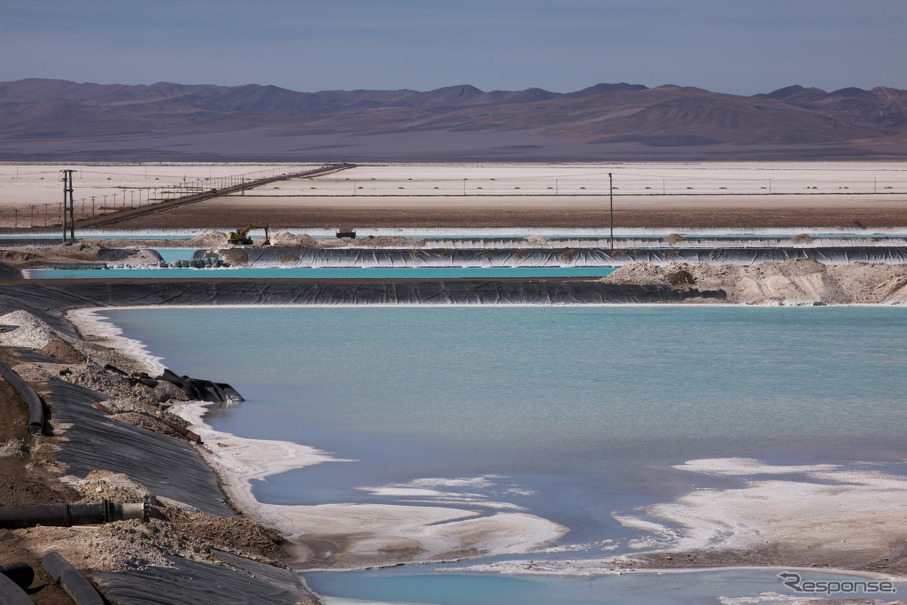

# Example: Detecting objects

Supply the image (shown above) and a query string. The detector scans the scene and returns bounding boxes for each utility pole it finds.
[609,173,614,251]
[61,169,76,243]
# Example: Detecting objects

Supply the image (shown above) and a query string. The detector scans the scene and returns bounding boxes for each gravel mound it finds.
[39,336,86,363]
[0,310,60,348]
[604,259,907,305]
[186,232,228,247]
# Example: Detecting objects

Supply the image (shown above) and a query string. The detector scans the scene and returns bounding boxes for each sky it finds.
[2,0,905,96]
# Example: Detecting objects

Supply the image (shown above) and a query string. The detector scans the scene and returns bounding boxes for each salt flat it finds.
[3,161,907,230]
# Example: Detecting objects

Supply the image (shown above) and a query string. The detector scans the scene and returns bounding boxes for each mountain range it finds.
[1,78,906,161]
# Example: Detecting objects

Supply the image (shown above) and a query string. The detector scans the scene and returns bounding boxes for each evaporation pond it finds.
[101,305,907,603]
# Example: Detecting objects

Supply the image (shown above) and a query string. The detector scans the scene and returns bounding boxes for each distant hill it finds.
[1,79,906,161]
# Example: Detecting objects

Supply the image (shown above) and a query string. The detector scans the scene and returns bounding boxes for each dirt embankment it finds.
[0,311,302,604]
[604,259,907,305]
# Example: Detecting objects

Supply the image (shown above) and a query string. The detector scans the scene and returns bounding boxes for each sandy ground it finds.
[2,161,907,229]
[101,192,907,230]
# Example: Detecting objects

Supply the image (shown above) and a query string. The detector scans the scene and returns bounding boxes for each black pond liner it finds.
[92,550,315,605]
[46,378,231,517]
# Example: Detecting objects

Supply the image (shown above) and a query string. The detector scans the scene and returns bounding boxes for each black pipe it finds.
[0,359,44,434]
[42,552,105,605]
[0,500,146,529]
[0,562,34,590]
[0,572,33,605]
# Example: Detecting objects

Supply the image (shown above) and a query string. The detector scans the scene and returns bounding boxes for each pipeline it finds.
[42,552,105,605]
[0,563,34,605]
[91,401,202,443]
[0,500,146,530]
[0,359,45,434]
[0,572,32,605]
[0,563,34,590]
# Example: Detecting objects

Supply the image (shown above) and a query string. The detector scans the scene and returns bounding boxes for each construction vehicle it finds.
[228,224,271,246]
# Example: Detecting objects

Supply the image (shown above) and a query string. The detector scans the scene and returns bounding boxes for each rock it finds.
[0,439,29,457]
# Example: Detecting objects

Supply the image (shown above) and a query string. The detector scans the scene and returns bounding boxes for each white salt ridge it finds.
[449,558,904,583]
[406,475,501,489]
[66,309,165,375]
[166,397,565,569]
[720,591,904,605]
[357,475,535,511]
[673,457,842,476]
[442,458,907,578]
[618,458,907,557]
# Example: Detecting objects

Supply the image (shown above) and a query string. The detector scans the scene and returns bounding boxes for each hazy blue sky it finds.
[2,0,905,95]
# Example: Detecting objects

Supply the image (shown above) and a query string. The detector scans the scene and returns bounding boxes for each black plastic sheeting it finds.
[0,260,20,279]
[157,368,244,404]
[46,378,232,517]
[93,551,316,605]
[232,245,907,268]
[14,348,66,364]
[0,281,702,316]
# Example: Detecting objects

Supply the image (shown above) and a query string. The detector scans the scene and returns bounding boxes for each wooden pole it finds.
[609,172,614,251]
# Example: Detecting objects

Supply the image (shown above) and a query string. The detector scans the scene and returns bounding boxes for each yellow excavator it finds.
[228,224,271,246]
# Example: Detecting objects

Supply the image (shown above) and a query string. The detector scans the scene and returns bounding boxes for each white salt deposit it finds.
[66,308,165,375]
[355,475,533,510]
[0,310,59,348]
[169,397,566,569]
[673,457,842,476]
[618,458,907,558]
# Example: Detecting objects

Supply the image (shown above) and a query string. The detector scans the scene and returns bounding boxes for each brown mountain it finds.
[1,78,906,161]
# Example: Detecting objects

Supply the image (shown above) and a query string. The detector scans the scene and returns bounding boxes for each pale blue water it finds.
[153,248,197,263]
[102,305,907,604]
[306,566,904,605]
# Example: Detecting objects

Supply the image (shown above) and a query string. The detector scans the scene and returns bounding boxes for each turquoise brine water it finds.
[306,567,904,605]
[101,305,907,604]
